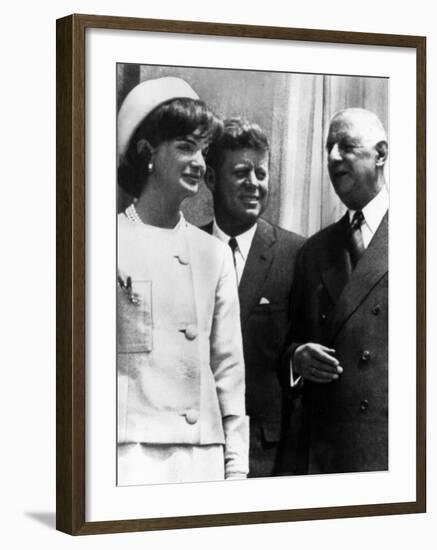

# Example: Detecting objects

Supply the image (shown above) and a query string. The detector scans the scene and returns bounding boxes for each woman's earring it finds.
[147,160,154,173]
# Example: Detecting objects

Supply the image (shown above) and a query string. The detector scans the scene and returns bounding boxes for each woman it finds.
[117,76,248,485]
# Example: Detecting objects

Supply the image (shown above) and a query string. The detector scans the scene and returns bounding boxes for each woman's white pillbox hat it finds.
[117,76,199,160]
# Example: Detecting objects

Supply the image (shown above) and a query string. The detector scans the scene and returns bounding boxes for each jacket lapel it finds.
[238,219,275,324]
[328,212,388,340]
[319,214,352,306]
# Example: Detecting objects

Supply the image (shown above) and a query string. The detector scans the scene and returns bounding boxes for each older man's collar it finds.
[348,185,389,234]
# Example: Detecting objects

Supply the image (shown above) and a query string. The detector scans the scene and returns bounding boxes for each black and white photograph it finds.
[3,0,434,545]
[54,11,425,536]
[116,63,389,486]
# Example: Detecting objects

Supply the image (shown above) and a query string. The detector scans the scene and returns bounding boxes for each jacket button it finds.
[320,313,327,323]
[360,399,369,411]
[184,325,198,340]
[185,409,199,425]
[372,305,381,315]
[361,350,371,362]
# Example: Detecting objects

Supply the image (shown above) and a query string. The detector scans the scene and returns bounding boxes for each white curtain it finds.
[277,74,388,236]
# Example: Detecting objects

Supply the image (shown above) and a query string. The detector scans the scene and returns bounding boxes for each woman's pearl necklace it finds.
[125,203,143,224]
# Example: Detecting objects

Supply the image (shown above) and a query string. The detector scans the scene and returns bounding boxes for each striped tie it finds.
[349,210,365,268]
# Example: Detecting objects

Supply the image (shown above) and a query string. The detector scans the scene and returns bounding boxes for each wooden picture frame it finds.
[56,13,426,535]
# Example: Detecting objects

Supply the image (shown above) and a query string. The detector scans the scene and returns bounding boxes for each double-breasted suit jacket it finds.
[203,218,305,476]
[290,212,388,474]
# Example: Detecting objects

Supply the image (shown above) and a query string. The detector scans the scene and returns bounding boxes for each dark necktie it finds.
[349,210,365,268]
[228,237,238,270]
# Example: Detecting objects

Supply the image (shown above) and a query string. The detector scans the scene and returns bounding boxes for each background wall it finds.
[118,64,388,236]
[0,1,434,549]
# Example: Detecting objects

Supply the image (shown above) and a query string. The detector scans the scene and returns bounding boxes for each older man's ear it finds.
[375,140,388,167]
[205,166,216,194]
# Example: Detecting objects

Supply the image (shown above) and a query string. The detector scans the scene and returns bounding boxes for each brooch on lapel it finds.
[117,275,140,305]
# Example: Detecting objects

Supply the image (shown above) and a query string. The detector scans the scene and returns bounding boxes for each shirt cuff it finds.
[289,352,302,387]
[223,414,249,478]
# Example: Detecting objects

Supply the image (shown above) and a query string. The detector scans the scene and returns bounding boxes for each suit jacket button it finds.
[361,350,371,362]
[360,399,369,411]
[372,305,381,315]
[320,313,327,323]
[185,409,199,424]
[184,325,198,340]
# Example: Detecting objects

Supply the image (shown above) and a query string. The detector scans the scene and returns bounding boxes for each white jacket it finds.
[117,213,248,473]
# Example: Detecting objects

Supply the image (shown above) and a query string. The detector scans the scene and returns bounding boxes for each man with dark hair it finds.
[288,108,389,474]
[203,118,305,477]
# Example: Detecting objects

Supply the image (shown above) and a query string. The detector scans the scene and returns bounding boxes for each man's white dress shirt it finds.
[212,219,258,285]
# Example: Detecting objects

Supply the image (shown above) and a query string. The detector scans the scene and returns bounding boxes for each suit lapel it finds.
[239,219,275,324]
[328,212,388,340]
[319,214,352,305]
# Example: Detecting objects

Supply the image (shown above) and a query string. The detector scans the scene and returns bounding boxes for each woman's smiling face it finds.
[151,129,210,204]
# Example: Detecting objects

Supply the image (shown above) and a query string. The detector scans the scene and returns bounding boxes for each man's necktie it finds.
[228,237,238,270]
[349,210,365,268]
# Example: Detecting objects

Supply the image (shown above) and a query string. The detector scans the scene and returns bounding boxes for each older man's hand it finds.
[293,343,343,383]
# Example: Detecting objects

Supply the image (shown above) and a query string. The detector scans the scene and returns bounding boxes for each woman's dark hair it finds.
[118,97,222,198]
[206,117,270,173]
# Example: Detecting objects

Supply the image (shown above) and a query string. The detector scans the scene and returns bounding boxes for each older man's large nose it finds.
[328,143,342,163]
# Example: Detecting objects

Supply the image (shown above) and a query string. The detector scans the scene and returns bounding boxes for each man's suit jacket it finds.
[203,218,305,476]
[290,212,388,474]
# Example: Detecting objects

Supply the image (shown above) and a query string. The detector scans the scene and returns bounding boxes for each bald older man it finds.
[288,108,389,474]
